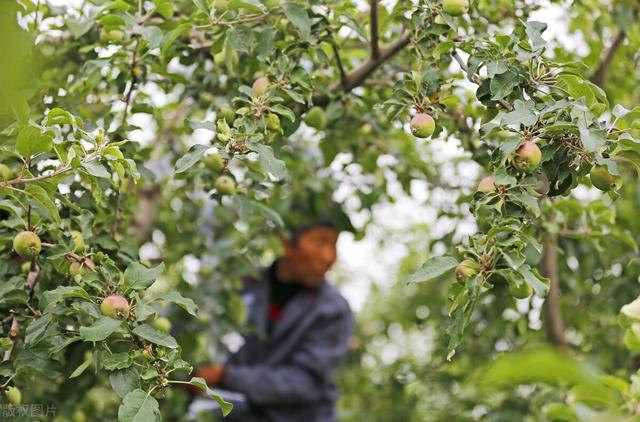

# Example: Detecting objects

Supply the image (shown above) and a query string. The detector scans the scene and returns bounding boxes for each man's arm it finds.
[220,307,354,405]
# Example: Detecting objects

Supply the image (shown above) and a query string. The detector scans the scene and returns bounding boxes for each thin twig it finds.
[330,42,348,90]
[370,0,380,60]
[590,29,626,88]
[313,31,411,106]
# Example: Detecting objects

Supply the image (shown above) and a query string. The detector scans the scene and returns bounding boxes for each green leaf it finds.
[525,21,547,49]
[66,17,95,38]
[283,3,311,40]
[520,266,550,296]
[189,377,233,416]
[7,93,30,124]
[578,122,606,153]
[153,0,174,19]
[110,368,141,399]
[227,26,255,53]
[83,161,111,178]
[406,256,458,283]
[69,354,93,378]
[41,285,92,311]
[490,71,521,100]
[228,0,266,13]
[80,317,124,342]
[155,291,198,316]
[249,143,286,179]
[16,125,52,157]
[103,352,132,370]
[174,144,208,173]
[118,389,160,422]
[132,324,178,348]
[25,184,61,223]
[502,100,538,128]
[124,262,165,290]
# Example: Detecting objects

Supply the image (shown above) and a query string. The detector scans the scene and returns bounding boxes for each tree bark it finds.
[541,233,567,348]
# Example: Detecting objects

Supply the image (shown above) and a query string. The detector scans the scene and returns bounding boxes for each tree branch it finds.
[370,0,380,60]
[330,42,348,91]
[541,232,567,349]
[590,29,626,88]
[313,31,411,106]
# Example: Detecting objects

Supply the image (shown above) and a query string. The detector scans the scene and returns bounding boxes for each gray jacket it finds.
[220,268,354,422]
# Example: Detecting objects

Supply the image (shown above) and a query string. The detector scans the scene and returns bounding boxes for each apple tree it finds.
[0,0,639,420]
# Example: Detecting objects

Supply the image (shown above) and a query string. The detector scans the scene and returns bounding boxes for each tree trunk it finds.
[541,234,567,348]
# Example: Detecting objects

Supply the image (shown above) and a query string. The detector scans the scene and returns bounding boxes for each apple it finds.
[215,175,236,195]
[218,106,236,124]
[152,316,172,334]
[410,113,435,138]
[5,386,21,406]
[477,176,496,194]
[13,231,41,258]
[0,163,10,180]
[204,153,225,172]
[590,166,615,191]
[252,76,270,96]
[100,295,130,319]
[214,0,228,12]
[69,261,87,277]
[267,113,282,132]
[304,107,327,129]
[509,281,533,299]
[71,230,85,253]
[513,140,541,172]
[455,259,480,281]
[21,261,31,273]
[442,0,469,16]
[100,29,125,43]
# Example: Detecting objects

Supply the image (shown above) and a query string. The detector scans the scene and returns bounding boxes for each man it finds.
[194,217,355,422]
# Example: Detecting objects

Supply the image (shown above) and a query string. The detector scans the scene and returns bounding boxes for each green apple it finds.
[13,231,41,258]
[442,0,469,16]
[100,295,130,318]
[215,175,236,195]
[513,141,541,172]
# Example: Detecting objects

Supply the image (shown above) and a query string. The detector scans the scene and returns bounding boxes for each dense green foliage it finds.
[0,0,638,420]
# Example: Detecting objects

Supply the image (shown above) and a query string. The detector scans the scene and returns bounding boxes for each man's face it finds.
[282,226,340,287]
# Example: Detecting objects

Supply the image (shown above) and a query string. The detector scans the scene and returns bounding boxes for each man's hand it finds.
[195,364,226,387]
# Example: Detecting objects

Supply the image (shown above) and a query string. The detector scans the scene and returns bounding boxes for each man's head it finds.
[278,222,340,288]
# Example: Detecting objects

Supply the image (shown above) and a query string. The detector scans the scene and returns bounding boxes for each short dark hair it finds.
[288,219,338,246]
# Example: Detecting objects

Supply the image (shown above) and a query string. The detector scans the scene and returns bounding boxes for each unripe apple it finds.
[100,295,130,319]
[410,113,435,138]
[267,113,281,132]
[218,106,236,124]
[304,107,327,129]
[215,175,236,195]
[214,0,228,12]
[590,166,615,191]
[152,316,172,334]
[100,28,125,43]
[21,261,31,273]
[252,76,270,96]
[455,259,480,281]
[0,163,10,180]
[477,176,496,194]
[72,409,87,422]
[509,281,533,299]
[5,386,21,406]
[204,153,225,172]
[442,0,469,16]
[71,230,85,253]
[69,261,87,277]
[513,141,541,172]
[13,231,41,258]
